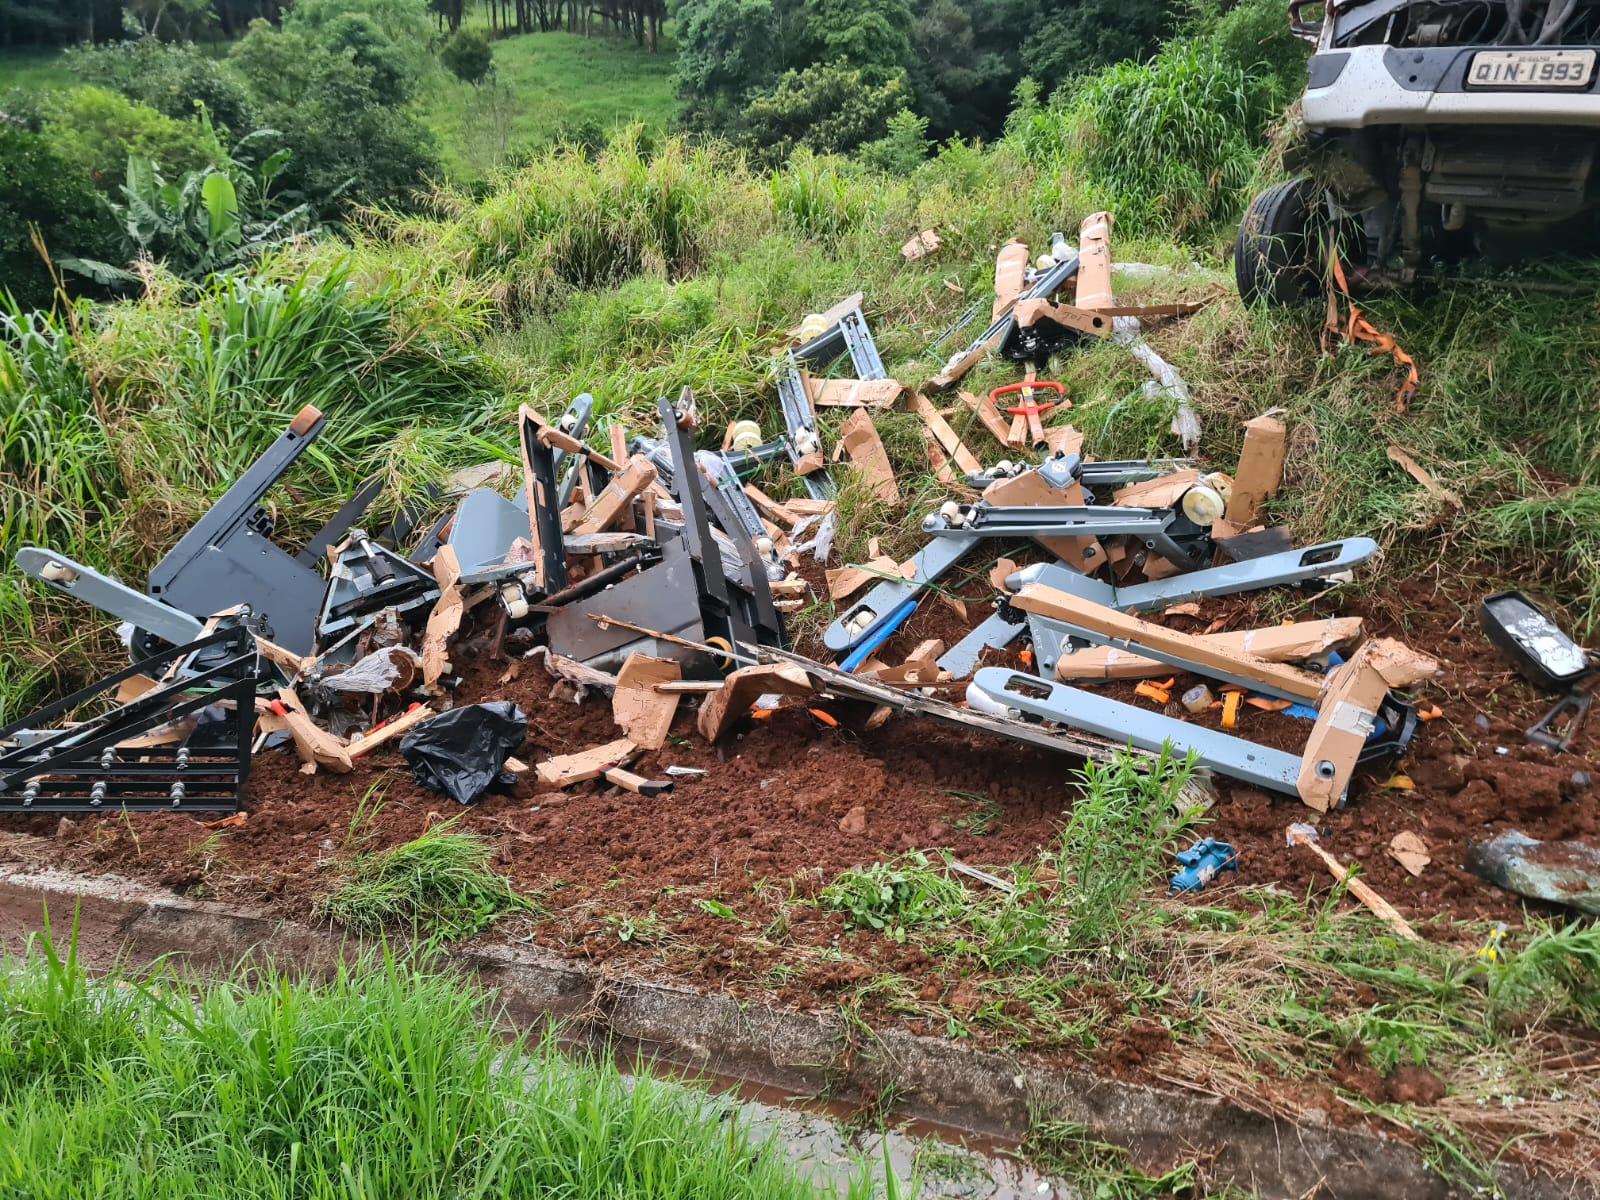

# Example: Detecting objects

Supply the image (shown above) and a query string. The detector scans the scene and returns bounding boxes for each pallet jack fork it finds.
[969,583,1433,809]
[0,622,259,813]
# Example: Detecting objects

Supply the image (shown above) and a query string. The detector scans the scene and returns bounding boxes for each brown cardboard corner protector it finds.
[1054,617,1365,682]
[1012,583,1324,702]
[993,240,1030,319]
[1224,414,1287,525]
[697,664,814,742]
[1112,470,1201,509]
[612,653,682,751]
[1296,637,1437,812]
[839,409,900,505]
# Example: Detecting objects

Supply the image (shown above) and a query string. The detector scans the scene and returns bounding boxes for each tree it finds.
[909,0,1036,141]
[740,59,905,162]
[1022,0,1178,92]
[799,0,912,80]
[66,36,256,132]
[228,18,438,215]
[440,27,492,85]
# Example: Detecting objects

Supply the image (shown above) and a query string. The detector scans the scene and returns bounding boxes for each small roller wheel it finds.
[1235,177,1324,306]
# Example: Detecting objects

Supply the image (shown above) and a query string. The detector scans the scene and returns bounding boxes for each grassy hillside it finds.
[0,47,74,92]
[418,30,677,182]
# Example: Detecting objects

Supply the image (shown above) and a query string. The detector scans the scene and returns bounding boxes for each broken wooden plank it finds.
[697,663,815,742]
[958,390,1013,447]
[1055,618,1365,681]
[1287,824,1420,941]
[839,409,900,505]
[612,653,682,751]
[787,498,837,516]
[1012,583,1326,702]
[568,455,656,535]
[346,704,435,760]
[907,391,982,476]
[744,484,801,528]
[536,737,638,788]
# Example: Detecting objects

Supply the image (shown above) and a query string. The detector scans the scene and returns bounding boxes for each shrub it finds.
[440,27,494,86]
[42,85,225,190]
[65,37,256,132]
[0,126,120,310]
[740,60,907,164]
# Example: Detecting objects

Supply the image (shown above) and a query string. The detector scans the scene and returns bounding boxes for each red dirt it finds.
[3,577,1596,1167]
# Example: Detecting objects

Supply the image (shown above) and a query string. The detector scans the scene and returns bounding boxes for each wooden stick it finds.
[346,705,435,760]
[1287,826,1420,942]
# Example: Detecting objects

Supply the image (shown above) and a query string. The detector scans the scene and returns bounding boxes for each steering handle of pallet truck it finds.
[990,380,1063,415]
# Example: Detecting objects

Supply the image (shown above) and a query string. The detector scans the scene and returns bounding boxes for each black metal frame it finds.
[0,625,259,813]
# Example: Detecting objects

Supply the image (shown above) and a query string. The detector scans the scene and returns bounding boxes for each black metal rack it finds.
[0,624,260,814]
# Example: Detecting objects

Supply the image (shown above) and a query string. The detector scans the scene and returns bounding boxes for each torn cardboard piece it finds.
[536,737,639,788]
[839,409,900,505]
[421,544,464,691]
[1387,831,1431,877]
[958,390,1013,446]
[901,229,941,261]
[276,687,352,774]
[612,653,682,751]
[1225,414,1286,525]
[697,663,814,742]
[1111,469,1202,510]
[983,469,1104,575]
[808,378,904,409]
[826,557,901,601]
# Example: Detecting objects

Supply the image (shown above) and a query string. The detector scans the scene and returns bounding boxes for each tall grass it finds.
[0,932,881,1199]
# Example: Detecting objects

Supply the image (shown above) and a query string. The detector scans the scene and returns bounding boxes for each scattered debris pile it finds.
[4,212,1594,916]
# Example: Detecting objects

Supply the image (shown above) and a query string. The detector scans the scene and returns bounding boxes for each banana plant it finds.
[62,132,312,286]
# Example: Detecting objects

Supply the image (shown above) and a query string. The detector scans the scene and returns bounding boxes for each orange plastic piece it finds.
[1325,250,1419,412]
[809,708,840,728]
[1221,691,1242,730]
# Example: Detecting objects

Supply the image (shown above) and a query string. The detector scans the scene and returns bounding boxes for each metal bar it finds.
[16,548,206,648]
[822,535,976,654]
[969,668,1303,796]
[776,366,834,500]
[936,607,1028,678]
[297,475,385,567]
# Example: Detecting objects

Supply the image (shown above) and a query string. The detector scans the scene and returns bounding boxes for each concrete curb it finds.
[0,866,1584,1200]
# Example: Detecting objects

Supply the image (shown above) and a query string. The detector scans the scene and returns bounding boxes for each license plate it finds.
[1468,48,1595,88]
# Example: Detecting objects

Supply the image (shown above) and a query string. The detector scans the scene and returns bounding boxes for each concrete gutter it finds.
[0,866,1586,1200]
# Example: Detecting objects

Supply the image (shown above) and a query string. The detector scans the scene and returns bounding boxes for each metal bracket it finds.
[147,405,331,655]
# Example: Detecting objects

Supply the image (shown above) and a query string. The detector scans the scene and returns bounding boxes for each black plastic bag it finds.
[400,701,527,806]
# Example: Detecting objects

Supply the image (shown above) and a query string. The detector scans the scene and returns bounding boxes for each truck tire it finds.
[1235,177,1322,306]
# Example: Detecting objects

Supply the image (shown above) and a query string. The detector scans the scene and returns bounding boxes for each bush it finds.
[42,85,226,191]
[740,60,907,164]
[0,126,120,309]
[229,18,439,215]
[65,37,256,132]
[440,28,494,86]
[1010,36,1288,238]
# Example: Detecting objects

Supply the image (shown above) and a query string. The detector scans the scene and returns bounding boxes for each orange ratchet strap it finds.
[1323,246,1420,413]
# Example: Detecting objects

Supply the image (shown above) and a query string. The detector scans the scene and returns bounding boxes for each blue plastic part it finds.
[1169,838,1239,894]
[839,596,919,672]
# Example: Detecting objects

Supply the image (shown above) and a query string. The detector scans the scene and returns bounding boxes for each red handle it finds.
[988,381,1063,402]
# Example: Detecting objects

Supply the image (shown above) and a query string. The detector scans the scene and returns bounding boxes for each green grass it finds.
[319,823,533,943]
[0,47,73,95]
[0,930,889,1199]
[416,30,678,183]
